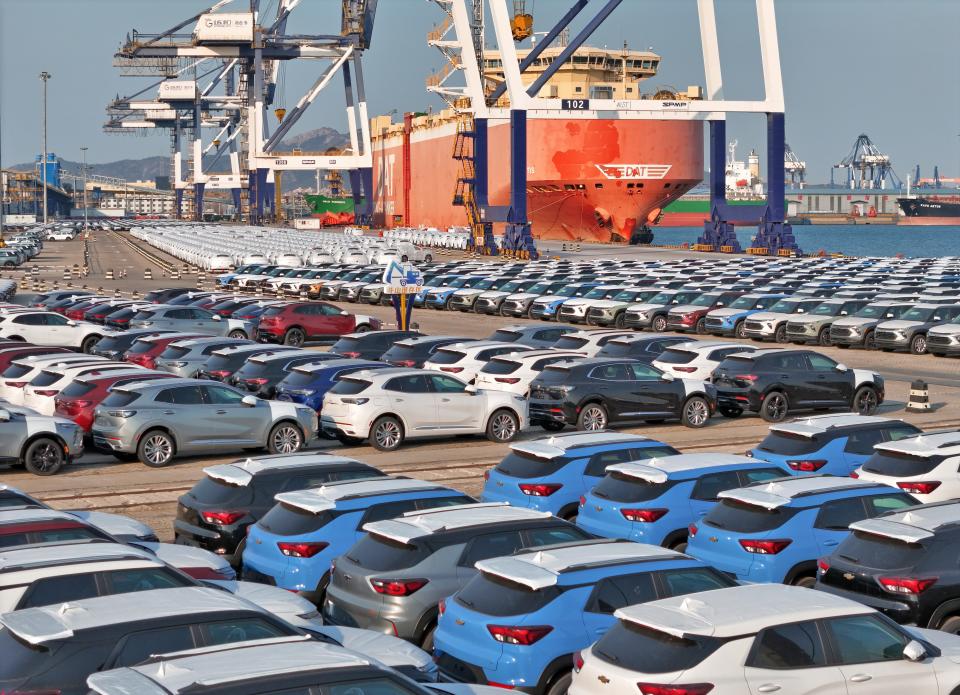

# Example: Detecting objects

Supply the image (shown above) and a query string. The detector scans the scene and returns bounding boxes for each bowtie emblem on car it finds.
[597,675,611,684]
[496,481,503,487]
[844,572,855,581]
[255,538,261,544]
[708,536,718,543]
[594,506,603,512]
[455,618,465,625]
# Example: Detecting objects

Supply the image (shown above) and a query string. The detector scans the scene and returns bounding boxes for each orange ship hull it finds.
[372,117,703,243]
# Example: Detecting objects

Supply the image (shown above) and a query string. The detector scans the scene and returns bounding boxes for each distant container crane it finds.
[831,133,902,190]
[784,142,805,187]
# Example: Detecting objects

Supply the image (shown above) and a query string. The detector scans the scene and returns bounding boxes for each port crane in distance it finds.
[832,133,902,190]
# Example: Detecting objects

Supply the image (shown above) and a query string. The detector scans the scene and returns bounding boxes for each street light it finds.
[80,146,89,231]
[39,71,51,225]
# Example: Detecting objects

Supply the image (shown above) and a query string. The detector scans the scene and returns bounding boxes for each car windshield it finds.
[583,288,610,299]
[526,282,552,294]
[556,286,581,298]
[673,291,700,304]
[729,296,759,310]
[449,277,470,288]
[499,281,523,292]
[855,305,891,318]
[811,303,842,316]
[901,307,935,322]
[764,299,798,313]
[473,279,496,290]
[647,292,676,305]
[691,293,720,307]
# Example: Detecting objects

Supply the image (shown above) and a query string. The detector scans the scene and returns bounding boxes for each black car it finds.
[228,350,332,397]
[528,358,717,431]
[90,329,174,359]
[144,287,194,303]
[380,335,469,367]
[816,501,960,634]
[712,348,884,422]
[174,453,385,565]
[595,335,690,363]
[329,330,422,361]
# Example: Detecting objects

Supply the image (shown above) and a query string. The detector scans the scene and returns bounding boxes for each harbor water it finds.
[652,224,960,258]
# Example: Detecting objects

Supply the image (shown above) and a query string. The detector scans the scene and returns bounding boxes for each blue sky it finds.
[1,0,957,185]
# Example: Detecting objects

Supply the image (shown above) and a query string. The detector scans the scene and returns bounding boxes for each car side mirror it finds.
[836,363,848,372]
[0,409,9,422]
[840,311,848,316]
[903,640,927,662]
[661,372,675,382]
[212,314,222,321]
[241,395,258,407]
[66,319,77,326]
[465,384,478,394]
[341,310,349,316]
[716,302,724,307]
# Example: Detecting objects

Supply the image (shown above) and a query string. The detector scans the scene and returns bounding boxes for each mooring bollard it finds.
[907,379,930,412]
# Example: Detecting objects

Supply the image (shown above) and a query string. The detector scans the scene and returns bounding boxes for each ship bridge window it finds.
[573,56,589,64]
[627,183,635,189]
[565,184,576,191]
[595,183,604,189]
[575,86,583,92]
[664,183,672,189]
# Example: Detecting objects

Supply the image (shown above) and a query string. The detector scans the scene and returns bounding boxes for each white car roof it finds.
[770,414,900,438]
[211,344,295,357]
[848,503,960,543]
[873,430,960,458]
[0,542,156,574]
[0,586,248,646]
[202,454,367,487]
[363,502,552,543]
[510,432,655,461]
[614,584,871,639]
[489,349,583,363]
[607,454,757,483]
[718,476,882,510]
[475,540,682,590]
[662,341,749,354]
[86,637,368,694]
[0,508,80,525]
[274,477,444,514]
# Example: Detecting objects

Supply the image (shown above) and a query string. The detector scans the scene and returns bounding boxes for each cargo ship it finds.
[369,43,704,243]
[897,195,960,225]
[304,194,359,226]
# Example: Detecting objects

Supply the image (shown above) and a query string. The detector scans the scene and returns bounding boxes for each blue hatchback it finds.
[481,432,679,521]
[747,414,922,476]
[576,453,789,550]
[274,358,392,412]
[241,477,474,602]
[687,474,918,587]
[433,539,737,693]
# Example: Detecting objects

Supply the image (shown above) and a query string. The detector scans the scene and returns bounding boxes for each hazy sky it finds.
[1,0,957,184]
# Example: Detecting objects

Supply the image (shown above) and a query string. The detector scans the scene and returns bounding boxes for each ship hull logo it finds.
[595,164,672,180]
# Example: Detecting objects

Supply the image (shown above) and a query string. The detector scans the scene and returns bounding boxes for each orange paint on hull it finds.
[372,118,703,243]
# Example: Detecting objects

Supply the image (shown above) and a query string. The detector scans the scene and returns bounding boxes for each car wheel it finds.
[774,324,788,343]
[370,416,404,451]
[138,430,176,467]
[695,318,707,335]
[486,409,519,443]
[546,671,573,695]
[761,392,789,422]
[283,327,306,346]
[734,320,746,339]
[719,405,743,418]
[542,421,565,432]
[910,333,928,355]
[499,304,510,317]
[793,575,817,589]
[817,327,832,347]
[354,324,371,334]
[80,335,101,354]
[577,403,608,431]
[614,312,627,329]
[228,329,247,339]
[853,385,879,415]
[651,315,667,332]
[23,437,65,476]
[863,331,876,350]
[939,616,960,635]
[268,422,304,454]
[681,396,711,428]
[420,625,436,652]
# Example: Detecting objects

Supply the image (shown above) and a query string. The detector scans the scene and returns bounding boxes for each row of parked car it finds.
[0,226,46,267]
[5,414,957,693]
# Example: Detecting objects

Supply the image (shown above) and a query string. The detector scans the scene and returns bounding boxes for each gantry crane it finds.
[784,142,805,187]
[832,134,902,190]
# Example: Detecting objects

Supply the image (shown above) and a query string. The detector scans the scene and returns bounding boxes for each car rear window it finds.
[861,451,943,477]
[593,621,725,674]
[132,310,155,320]
[204,353,241,372]
[536,366,571,384]
[490,329,522,343]
[591,472,672,503]
[100,390,141,407]
[382,345,419,363]
[655,348,696,365]
[281,369,317,388]
[30,370,62,387]
[0,627,54,681]
[159,345,192,359]
[481,358,521,375]
[2,363,35,378]
[127,339,157,355]
[836,531,929,570]
[702,499,797,533]
[457,572,561,617]
[597,341,635,357]
[553,336,589,350]
[346,534,432,571]
[756,431,823,456]
[331,337,362,353]
[187,476,254,506]
[60,381,95,398]
[329,378,371,396]
[495,451,572,479]
[429,349,465,365]
[258,503,335,535]
[262,306,284,316]
[234,360,272,379]
[93,335,125,351]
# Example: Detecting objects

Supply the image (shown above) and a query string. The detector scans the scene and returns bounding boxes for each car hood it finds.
[748,311,793,321]
[905,626,960,663]
[708,307,745,319]
[588,299,627,309]
[505,292,539,300]
[669,303,709,314]
[929,324,960,336]
[453,288,486,296]
[213,579,316,620]
[478,290,511,299]
[627,302,668,312]
[69,511,157,541]
[832,316,879,328]
[877,320,924,330]
[789,315,832,325]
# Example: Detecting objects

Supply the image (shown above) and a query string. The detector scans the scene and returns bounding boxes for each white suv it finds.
[571,583,960,695]
[423,341,536,384]
[474,349,584,395]
[0,310,113,352]
[321,368,527,451]
[652,340,758,380]
[855,430,960,501]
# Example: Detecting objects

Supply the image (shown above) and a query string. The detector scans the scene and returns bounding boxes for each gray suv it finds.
[91,378,317,467]
[0,403,83,475]
[128,305,230,336]
[323,503,590,647]
[154,336,252,377]
[874,303,960,355]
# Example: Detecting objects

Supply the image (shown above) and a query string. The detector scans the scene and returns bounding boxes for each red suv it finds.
[0,345,71,372]
[55,371,176,431]
[255,302,377,346]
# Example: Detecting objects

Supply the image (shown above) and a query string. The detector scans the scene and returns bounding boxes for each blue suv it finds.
[529,283,603,321]
[747,414,922,476]
[433,539,737,693]
[704,292,788,337]
[274,358,392,413]
[241,477,474,603]
[481,432,679,521]
[576,453,788,550]
[687,475,918,587]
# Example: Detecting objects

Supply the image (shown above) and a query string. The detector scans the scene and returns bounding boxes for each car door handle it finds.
[163,410,175,415]
[441,397,452,402]
[779,374,791,379]
[823,539,839,546]
[849,674,872,683]
[216,409,227,414]
[757,685,781,693]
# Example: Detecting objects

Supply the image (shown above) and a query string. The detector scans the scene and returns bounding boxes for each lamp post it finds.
[80,147,89,230]
[39,71,51,225]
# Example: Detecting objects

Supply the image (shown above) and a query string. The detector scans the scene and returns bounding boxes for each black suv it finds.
[528,357,717,431]
[175,453,385,565]
[330,330,422,361]
[380,335,468,368]
[595,335,690,363]
[816,500,960,634]
[712,348,884,422]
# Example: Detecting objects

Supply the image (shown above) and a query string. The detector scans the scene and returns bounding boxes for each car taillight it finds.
[33,389,58,397]
[688,523,698,537]
[495,377,521,383]
[244,377,269,385]
[879,576,938,595]
[573,650,584,672]
[5,381,27,388]
[735,374,759,383]
[440,366,464,373]
[849,470,860,479]
[787,459,828,472]
[201,511,245,525]
[519,483,562,497]
[208,370,231,378]
[637,684,714,695]
[393,360,416,367]
[897,481,941,494]
[278,541,329,558]
[370,578,429,596]
[487,625,553,646]
[739,539,792,554]
[483,469,490,481]
[817,558,830,574]
[621,508,668,523]
[438,598,446,616]
[579,495,586,507]
[341,351,361,358]
[672,366,697,373]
